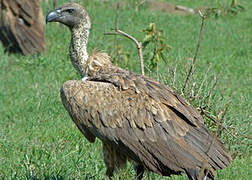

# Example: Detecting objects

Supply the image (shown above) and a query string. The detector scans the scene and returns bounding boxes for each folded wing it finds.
[60,79,231,178]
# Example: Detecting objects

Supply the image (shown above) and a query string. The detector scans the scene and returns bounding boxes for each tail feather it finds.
[184,126,231,169]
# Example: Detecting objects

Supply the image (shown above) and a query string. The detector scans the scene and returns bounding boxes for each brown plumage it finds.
[46,3,231,180]
[0,0,46,55]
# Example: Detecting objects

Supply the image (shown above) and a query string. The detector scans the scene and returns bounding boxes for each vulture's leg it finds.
[134,164,144,180]
[102,143,115,179]
[102,142,127,179]
[106,168,114,179]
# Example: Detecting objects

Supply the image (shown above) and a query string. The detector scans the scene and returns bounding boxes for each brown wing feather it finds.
[60,80,231,177]
[0,0,45,55]
[89,66,204,126]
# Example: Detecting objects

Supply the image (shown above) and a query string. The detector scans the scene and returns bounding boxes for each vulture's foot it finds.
[134,164,144,180]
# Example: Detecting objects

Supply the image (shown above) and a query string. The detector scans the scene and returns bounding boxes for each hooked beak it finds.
[46,9,61,23]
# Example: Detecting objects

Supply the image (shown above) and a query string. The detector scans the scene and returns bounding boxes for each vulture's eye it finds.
[67,9,74,14]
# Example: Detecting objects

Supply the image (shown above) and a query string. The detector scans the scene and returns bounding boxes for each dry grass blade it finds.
[205,74,220,106]
[195,64,212,99]
[135,0,147,11]
[200,107,237,139]
[166,63,177,87]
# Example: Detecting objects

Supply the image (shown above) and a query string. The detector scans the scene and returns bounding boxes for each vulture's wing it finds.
[0,0,45,55]
[60,78,231,177]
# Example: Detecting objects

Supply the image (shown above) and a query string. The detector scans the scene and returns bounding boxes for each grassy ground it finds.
[0,0,251,179]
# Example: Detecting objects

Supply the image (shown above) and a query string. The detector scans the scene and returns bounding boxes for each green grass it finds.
[0,0,251,179]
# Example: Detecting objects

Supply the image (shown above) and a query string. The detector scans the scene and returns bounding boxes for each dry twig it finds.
[200,108,237,139]
[104,2,145,75]
[53,0,57,9]
[204,74,220,106]
[183,11,206,92]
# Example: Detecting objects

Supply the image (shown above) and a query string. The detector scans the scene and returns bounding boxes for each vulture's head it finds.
[46,3,91,29]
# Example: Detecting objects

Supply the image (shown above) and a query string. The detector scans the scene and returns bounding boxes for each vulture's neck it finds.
[70,24,90,77]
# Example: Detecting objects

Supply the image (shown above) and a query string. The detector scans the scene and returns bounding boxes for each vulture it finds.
[46,3,231,180]
[0,0,45,55]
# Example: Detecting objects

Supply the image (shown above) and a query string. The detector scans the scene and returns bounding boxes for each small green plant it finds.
[142,23,171,75]
[109,44,130,67]
[228,0,245,15]
[206,0,245,18]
